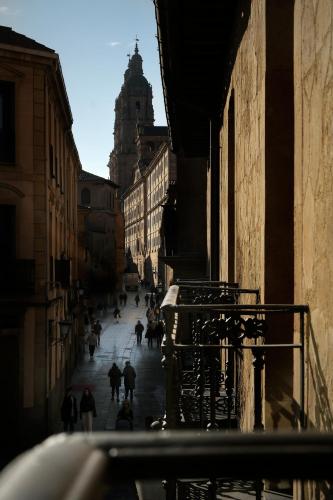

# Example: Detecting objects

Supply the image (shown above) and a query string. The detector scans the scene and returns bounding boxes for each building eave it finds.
[154,0,251,157]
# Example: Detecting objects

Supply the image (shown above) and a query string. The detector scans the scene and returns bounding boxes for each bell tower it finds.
[108,42,154,195]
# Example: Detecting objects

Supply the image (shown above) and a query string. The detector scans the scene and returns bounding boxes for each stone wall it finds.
[294,0,333,431]
[219,0,265,431]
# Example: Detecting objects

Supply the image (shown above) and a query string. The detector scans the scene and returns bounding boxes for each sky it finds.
[0,0,166,178]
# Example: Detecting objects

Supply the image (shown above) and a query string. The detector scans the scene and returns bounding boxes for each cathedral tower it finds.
[108,43,154,195]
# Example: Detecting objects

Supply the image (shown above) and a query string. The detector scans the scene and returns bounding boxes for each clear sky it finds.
[0,0,166,177]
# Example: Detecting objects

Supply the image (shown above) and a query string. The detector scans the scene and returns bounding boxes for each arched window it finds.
[81,188,91,205]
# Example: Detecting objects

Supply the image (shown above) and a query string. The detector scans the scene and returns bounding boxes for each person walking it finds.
[144,293,149,307]
[123,292,128,306]
[86,330,98,359]
[79,387,97,432]
[146,307,156,323]
[113,306,121,323]
[150,294,155,309]
[145,321,155,348]
[155,320,164,348]
[60,386,78,433]
[123,361,136,401]
[116,399,134,430]
[108,362,122,402]
[95,320,102,346]
[135,320,144,345]
[134,293,140,307]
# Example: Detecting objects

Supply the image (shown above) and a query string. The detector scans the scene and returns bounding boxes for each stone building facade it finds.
[108,44,154,195]
[123,141,176,290]
[0,27,81,458]
[78,170,124,295]
[155,1,333,494]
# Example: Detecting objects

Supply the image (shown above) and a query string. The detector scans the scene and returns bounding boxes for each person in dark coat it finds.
[134,294,140,307]
[94,320,102,346]
[123,292,128,306]
[155,321,164,348]
[144,293,149,307]
[122,361,136,401]
[135,320,144,345]
[116,399,133,430]
[113,307,121,323]
[145,321,155,348]
[80,387,97,432]
[108,362,122,402]
[61,386,78,433]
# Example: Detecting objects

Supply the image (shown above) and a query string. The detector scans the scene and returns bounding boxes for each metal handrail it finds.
[0,431,333,500]
[160,284,309,431]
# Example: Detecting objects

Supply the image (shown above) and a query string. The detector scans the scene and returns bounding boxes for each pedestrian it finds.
[144,293,149,307]
[145,321,155,348]
[150,296,156,309]
[154,305,160,321]
[134,293,140,307]
[155,320,164,348]
[80,387,97,432]
[135,320,144,345]
[116,400,134,430]
[95,320,102,346]
[84,313,90,333]
[79,387,97,432]
[123,292,128,306]
[113,306,121,323]
[108,362,122,402]
[146,307,156,323]
[60,386,78,433]
[123,361,136,401]
[86,330,98,359]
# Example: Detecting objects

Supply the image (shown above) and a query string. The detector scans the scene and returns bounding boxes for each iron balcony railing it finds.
[0,431,332,500]
[0,259,35,295]
[160,285,308,432]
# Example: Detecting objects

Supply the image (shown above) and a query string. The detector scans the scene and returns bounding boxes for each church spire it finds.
[134,35,139,54]
[125,36,143,79]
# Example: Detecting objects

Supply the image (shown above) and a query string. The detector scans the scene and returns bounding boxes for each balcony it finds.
[0,259,35,295]
[158,281,309,497]
[161,283,308,430]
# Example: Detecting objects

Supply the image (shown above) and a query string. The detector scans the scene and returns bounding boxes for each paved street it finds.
[62,290,165,433]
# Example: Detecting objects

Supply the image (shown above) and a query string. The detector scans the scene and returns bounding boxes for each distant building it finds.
[123,141,176,290]
[0,26,81,457]
[108,43,154,195]
[78,170,124,295]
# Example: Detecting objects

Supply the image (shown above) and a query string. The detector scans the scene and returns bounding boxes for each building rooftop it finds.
[79,170,119,188]
[0,26,54,53]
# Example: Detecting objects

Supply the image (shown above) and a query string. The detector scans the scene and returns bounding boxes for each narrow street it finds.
[60,289,165,433]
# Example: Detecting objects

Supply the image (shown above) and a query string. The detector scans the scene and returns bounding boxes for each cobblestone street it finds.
[61,290,165,433]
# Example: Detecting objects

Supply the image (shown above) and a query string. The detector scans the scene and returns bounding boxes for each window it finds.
[81,188,91,205]
[0,81,15,163]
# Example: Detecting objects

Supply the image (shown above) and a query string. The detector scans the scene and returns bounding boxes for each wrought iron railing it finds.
[162,285,304,430]
[160,283,309,498]
[0,432,332,500]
